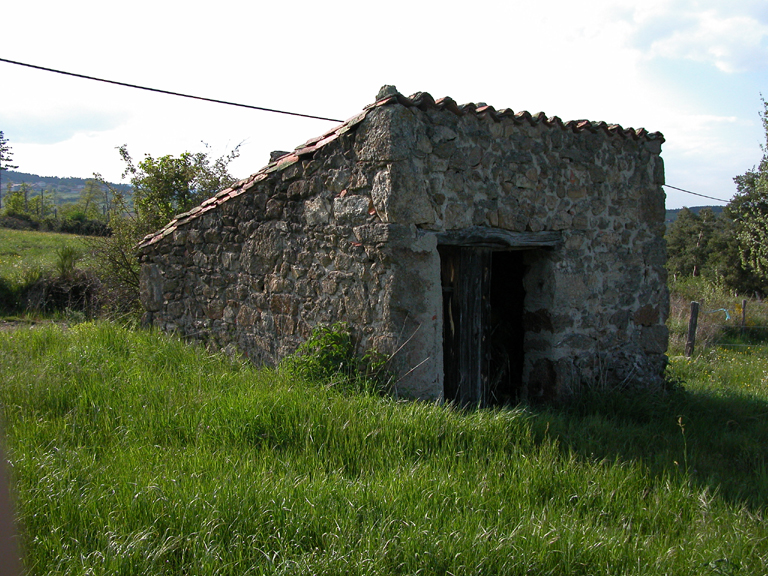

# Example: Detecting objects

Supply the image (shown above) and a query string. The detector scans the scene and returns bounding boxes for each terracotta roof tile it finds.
[137,88,663,252]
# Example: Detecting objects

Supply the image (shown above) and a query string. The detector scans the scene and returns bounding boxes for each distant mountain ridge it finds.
[2,170,131,205]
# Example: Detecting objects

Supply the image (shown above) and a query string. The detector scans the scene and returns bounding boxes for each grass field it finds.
[0,227,101,318]
[1,232,768,573]
[1,323,767,575]
[0,228,90,280]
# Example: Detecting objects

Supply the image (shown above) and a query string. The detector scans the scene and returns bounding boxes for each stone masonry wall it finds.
[360,98,668,397]
[139,89,668,400]
[139,131,402,369]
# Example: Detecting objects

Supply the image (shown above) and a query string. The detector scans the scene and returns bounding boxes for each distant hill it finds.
[0,173,726,225]
[2,171,131,205]
[665,205,725,225]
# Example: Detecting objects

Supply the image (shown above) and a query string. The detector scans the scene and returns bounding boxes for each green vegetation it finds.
[89,144,241,310]
[284,322,393,395]
[1,322,767,575]
[0,228,98,315]
[1,178,112,236]
[665,205,724,225]
[1,130,114,236]
[731,98,768,284]
[667,275,768,354]
[0,228,89,278]
[666,98,768,296]
[0,131,18,198]
[0,142,241,317]
[118,143,241,232]
[2,170,131,208]
[665,207,758,292]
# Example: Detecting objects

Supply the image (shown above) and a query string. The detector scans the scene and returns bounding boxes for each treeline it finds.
[666,206,763,295]
[2,170,131,198]
[666,99,768,296]
[1,179,114,236]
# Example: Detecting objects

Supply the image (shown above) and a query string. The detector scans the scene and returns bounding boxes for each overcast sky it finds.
[1,0,767,209]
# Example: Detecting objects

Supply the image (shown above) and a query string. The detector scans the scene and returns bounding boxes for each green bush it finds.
[54,245,81,279]
[282,322,392,394]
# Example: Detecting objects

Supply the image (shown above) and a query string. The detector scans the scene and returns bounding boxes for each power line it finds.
[0,57,343,123]
[0,55,749,204]
[663,184,730,204]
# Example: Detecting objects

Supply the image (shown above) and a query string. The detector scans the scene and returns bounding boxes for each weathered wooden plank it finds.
[440,246,460,403]
[439,246,492,407]
[434,227,562,248]
[456,248,489,406]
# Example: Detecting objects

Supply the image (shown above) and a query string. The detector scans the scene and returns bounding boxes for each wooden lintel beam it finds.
[433,227,562,249]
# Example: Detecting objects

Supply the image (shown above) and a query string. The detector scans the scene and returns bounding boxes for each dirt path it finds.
[0,320,68,332]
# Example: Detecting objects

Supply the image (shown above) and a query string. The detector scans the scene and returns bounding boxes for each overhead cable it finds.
[0,57,343,123]
[0,57,745,206]
[663,184,730,204]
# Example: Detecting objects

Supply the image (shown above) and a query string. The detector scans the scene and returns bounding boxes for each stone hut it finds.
[137,86,669,405]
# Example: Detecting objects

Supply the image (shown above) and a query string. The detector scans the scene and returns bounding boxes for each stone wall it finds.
[139,88,668,400]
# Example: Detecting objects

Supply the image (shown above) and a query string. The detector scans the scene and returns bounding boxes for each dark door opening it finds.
[439,247,527,407]
[488,251,526,404]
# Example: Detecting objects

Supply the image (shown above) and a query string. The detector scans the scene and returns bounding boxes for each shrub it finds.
[54,245,81,279]
[282,323,392,394]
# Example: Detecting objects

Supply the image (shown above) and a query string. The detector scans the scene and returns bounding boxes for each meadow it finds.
[0,228,90,280]
[1,231,768,574]
[0,228,98,318]
[0,322,767,575]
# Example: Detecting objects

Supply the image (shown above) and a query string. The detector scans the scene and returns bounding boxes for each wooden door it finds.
[439,246,492,406]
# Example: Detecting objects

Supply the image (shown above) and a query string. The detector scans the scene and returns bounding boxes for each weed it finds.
[677,415,689,478]
[282,322,393,394]
[53,245,81,279]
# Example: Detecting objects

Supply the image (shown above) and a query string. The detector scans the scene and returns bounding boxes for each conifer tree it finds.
[0,131,18,209]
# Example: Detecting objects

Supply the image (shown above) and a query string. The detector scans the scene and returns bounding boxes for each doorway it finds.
[439,247,527,407]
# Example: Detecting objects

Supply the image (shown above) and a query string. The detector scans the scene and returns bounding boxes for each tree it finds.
[91,144,240,313]
[665,205,764,294]
[729,97,768,287]
[78,179,107,221]
[118,143,241,232]
[0,131,19,210]
[666,208,708,278]
[2,183,27,216]
[27,187,55,219]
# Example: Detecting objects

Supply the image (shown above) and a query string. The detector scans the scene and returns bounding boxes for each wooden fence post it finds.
[685,301,700,358]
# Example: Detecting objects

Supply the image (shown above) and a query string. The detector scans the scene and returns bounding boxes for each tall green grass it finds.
[0,228,99,316]
[667,276,768,354]
[1,323,767,574]
[0,228,89,279]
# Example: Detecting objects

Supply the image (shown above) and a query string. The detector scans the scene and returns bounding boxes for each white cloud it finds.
[0,109,130,145]
[660,113,745,156]
[626,1,768,72]
[648,11,768,72]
